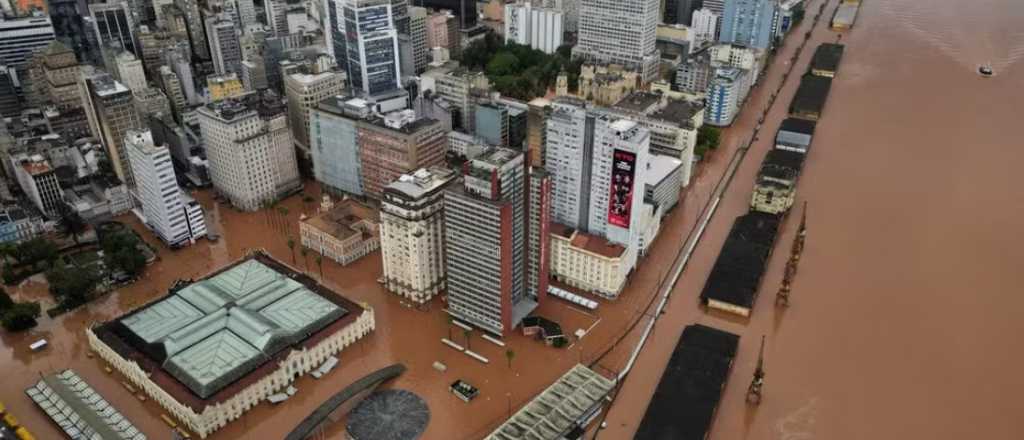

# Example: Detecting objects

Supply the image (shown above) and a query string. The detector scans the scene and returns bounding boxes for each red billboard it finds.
[608,149,637,228]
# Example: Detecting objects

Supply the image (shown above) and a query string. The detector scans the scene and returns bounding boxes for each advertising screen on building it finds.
[608,149,636,228]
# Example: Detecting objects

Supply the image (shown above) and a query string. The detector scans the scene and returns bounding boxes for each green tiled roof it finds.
[119,259,347,399]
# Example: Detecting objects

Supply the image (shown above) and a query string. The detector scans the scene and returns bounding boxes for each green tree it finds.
[14,238,59,268]
[1,301,41,331]
[505,349,515,369]
[278,206,290,234]
[315,254,324,280]
[444,315,453,341]
[463,328,472,351]
[56,203,88,244]
[46,262,100,305]
[0,287,13,310]
[112,248,146,277]
[286,237,296,264]
[101,231,145,276]
[300,248,309,270]
[486,52,521,77]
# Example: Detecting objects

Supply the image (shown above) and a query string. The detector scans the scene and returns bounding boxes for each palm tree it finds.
[463,329,471,351]
[315,254,323,279]
[443,315,453,340]
[278,206,290,234]
[300,248,309,270]
[286,237,296,264]
[505,349,515,369]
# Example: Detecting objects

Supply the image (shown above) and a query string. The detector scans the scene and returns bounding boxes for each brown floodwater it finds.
[599,0,1024,439]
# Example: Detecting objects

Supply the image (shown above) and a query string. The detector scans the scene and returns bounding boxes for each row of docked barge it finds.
[699,42,844,319]
[629,43,847,440]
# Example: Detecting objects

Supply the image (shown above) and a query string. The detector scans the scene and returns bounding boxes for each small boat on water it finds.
[979,64,994,77]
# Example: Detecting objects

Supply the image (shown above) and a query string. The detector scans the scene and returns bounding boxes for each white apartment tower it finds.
[573,0,660,81]
[198,93,302,211]
[692,8,719,47]
[380,167,457,304]
[206,14,243,76]
[125,129,207,246]
[505,2,563,54]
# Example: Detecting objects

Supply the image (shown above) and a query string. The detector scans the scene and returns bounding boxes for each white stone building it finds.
[380,167,456,304]
[504,2,564,54]
[197,93,301,211]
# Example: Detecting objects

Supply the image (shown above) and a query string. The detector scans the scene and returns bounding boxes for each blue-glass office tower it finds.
[326,0,401,98]
[720,0,778,50]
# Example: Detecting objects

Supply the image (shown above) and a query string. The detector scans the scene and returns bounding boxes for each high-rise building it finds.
[434,68,489,132]
[206,14,243,76]
[197,92,301,211]
[236,0,257,30]
[665,0,701,25]
[336,0,402,97]
[544,98,651,246]
[474,101,509,147]
[133,86,172,117]
[526,97,551,168]
[284,69,346,158]
[424,10,455,50]
[264,0,290,37]
[574,0,660,82]
[175,0,209,59]
[310,96,369,196]
[504,2,563,54]
[0,67,18,117]
[413,0,477,29]
[112,50,147,93]
[358,109,446,199]
[443,147,549,336]
[705,66,750,126]
[408,6,429,74]
[692,7,719,46]
[720,0,778,49]
[89,1,136,55]
[125,129,207,246]
[157,65,187,118]
[80,71,144,188]
[0,14,55,74]
[380,166,457,304]
[12,155,63,218]
[48,0,98,64]
[25,41,81,111]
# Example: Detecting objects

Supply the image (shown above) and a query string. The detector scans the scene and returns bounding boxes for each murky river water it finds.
[600,0,1024,439]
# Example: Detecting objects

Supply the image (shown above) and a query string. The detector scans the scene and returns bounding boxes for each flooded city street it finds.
[600,0,1024,439]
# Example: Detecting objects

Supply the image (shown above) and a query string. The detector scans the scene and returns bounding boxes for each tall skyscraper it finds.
[573,0,661,82]
[235,0,257,30]
[331,0,402,97]
[125,129,207,246]
[526,98,551,168]
[705,66,750,126]
[80,71,144,188]
[443,147,549,336]
[197,92,301,211]
[665,0,701,25]
[206,14,243,76]
[409,6,429,74]
[264,0,290,36]
[47,0,97,64]
[175,0,209,59]
[380,166,457,304]
[544,97,651,248]
[0,15,55,73]
[720,0,778,49]
[89,1,137,55]
[691,7,719,46]
[504,2,563,54]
